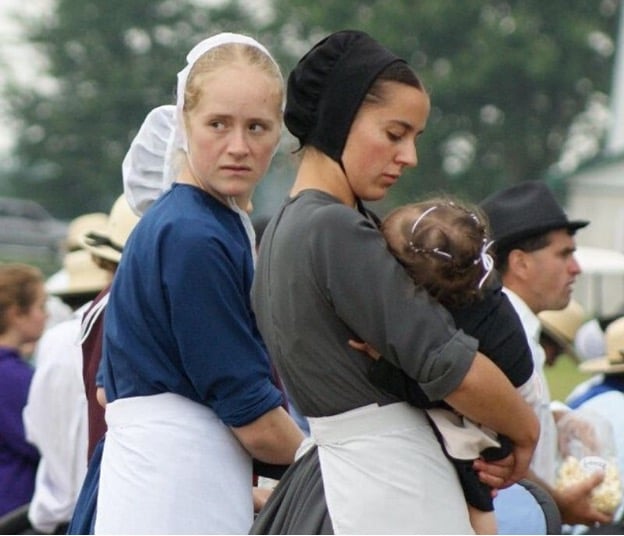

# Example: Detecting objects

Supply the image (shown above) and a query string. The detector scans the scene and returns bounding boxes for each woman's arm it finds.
[445,352,539,486]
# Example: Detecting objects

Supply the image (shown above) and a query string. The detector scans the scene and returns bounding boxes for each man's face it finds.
[515,229,582,314]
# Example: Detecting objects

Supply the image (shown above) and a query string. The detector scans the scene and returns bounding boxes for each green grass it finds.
[544,353,592,403]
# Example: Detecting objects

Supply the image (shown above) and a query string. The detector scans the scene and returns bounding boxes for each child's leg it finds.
[468,505,497,534]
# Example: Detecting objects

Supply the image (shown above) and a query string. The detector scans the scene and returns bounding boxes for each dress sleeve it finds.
[307,205,479,402]
[162,230,283,427]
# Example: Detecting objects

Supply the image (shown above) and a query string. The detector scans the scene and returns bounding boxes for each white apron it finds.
[305,402,474,535]
[95,392,252,535]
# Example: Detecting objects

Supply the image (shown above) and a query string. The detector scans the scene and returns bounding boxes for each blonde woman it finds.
[93,34,303,534]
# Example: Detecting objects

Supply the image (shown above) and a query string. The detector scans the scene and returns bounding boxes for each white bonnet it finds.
[123,33,279,216]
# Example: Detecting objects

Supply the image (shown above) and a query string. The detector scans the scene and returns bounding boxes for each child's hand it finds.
[348,339,381,360]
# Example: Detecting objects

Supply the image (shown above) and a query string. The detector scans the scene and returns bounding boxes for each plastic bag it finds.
[555,408,622,514]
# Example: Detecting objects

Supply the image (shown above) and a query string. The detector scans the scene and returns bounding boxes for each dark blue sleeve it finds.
[369,288,534,404]
[162,231,283,427]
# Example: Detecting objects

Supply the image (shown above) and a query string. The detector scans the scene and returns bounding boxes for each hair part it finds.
[363,61,425,105]
[0,263,44,334]
[382,197,490,308]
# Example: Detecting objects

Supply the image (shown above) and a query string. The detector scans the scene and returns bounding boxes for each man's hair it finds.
[495,229,574,274]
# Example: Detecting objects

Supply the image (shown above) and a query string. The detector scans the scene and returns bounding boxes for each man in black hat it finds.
[481,180,612,527]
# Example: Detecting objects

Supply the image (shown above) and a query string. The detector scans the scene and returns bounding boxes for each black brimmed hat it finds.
[480,181,589,251]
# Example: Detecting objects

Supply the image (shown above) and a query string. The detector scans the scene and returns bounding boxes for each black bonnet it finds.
[284,30,405,163]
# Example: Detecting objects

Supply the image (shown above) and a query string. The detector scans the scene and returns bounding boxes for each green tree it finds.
[1,0,263,218]
[2,0,620,218]
[264,0,620,209]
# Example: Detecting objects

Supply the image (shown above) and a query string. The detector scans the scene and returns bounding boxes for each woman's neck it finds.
[291,148,355,207]
[0,331,21,352]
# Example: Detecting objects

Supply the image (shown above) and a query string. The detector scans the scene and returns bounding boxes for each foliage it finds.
[0,0,263,217]
[0,0,620,218]
[266,0,620,211]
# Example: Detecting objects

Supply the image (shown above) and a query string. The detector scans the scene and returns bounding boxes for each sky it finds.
[0,1,622,166]
[0,0,233,157]
[0,0,52,155]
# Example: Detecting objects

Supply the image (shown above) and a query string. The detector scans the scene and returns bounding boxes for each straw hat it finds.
[46,249,111,296]
[580,316,624,374]
[65,212,108,251]
[80,195,140,263]
[574,319,606,362]
[538,300,586,359]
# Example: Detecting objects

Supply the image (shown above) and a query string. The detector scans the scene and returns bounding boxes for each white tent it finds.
[574,246,624,314]
[575,246,624,275]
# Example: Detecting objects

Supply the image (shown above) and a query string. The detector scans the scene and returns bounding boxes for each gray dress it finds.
[251,190,479,534]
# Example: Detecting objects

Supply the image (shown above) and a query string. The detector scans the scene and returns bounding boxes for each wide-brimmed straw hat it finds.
[80,195,140,263]
[538,300,586,360]
[46,249,111,296]
[580,316,624,374]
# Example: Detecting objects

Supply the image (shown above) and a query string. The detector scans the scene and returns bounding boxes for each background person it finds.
[94,32,303,534]
[251,30,538,534]
[0,264,47,517]
[23,247,110,535]
[480,179,612,527]
[65,194,140,535]
[568,316,624,480]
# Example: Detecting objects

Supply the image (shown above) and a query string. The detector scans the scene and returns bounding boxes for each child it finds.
[357,197,537,534]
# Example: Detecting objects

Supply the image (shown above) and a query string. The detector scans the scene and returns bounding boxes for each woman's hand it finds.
[348,339,381,360]
[473,452,516,491]
[473,437,537,491]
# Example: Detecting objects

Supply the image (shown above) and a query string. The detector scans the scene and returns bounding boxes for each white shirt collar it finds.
[501,287,541,342]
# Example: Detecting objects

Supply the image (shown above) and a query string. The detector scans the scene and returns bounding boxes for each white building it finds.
[564,4,624,315]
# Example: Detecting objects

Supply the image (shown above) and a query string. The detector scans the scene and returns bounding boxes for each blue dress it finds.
[69,185,284,534]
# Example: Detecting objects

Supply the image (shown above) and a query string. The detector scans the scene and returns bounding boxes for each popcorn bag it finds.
[555,408,622,514]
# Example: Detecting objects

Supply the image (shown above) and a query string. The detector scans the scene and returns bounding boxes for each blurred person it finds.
[39,213,109,349]
[0,264,47,517]
[22,245,111,534]
[538,299,586,366]
[481,180,612,526]
[568,316,624,474]
[251,30,538,534]
[66,194,140,535]
[78,194,140,461]
[566,317,624,532]
[93,32,303,534]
